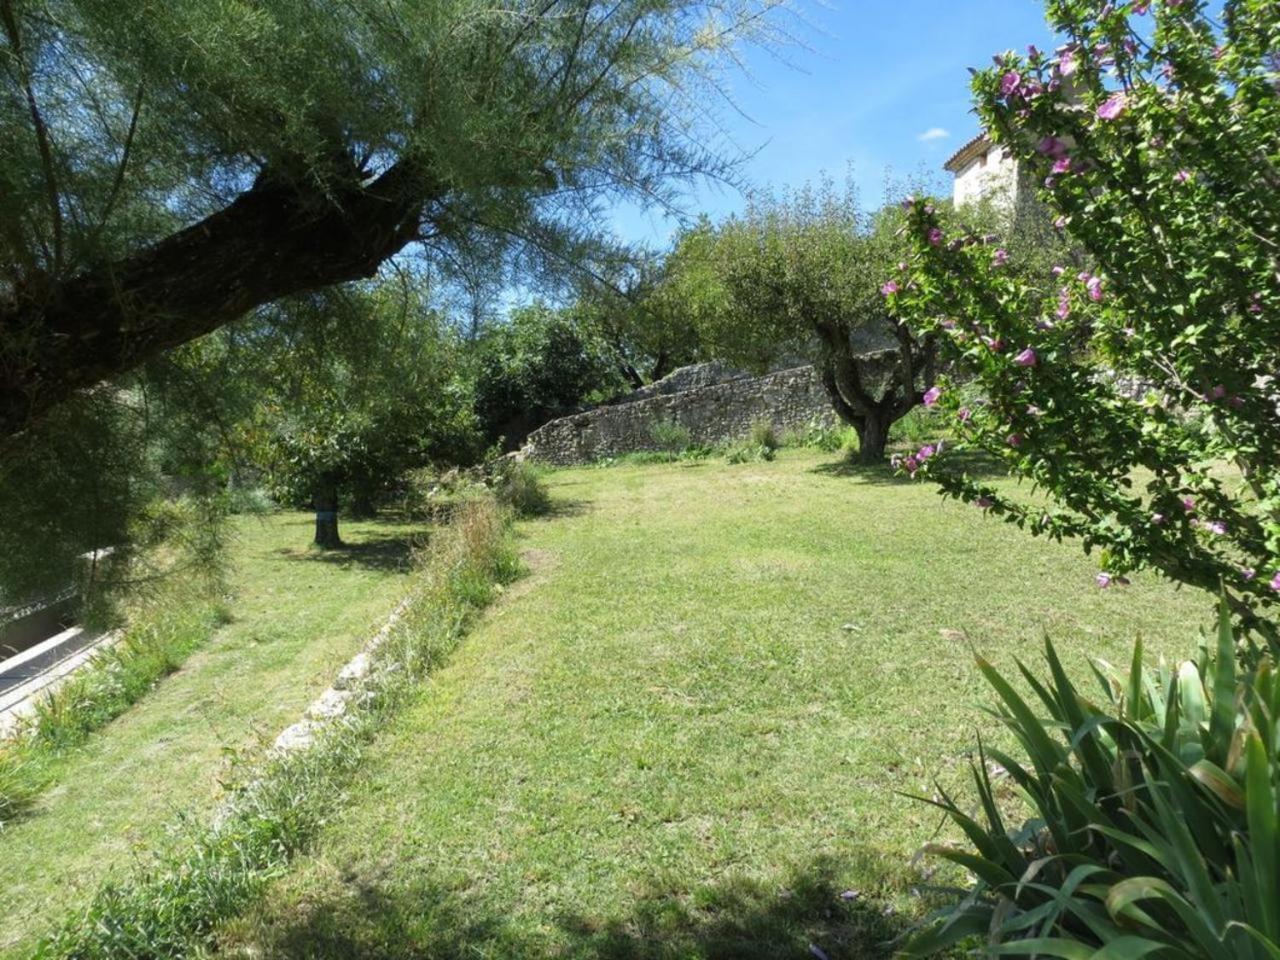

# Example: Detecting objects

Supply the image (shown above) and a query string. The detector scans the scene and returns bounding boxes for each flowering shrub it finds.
[887,0,1280,647]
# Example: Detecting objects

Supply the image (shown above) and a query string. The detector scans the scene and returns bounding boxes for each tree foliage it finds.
[474,302,621,448]
[668,182,936,462]
[225,280,479,544]
[0,0,784,442]
[889,0,1280,643]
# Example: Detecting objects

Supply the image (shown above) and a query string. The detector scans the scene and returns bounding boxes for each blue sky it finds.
[611,0,1059,248]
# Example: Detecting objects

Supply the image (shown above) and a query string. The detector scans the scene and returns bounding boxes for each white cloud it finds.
[917,127,950,143]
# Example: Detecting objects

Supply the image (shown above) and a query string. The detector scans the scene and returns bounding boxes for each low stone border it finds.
[270,595,414,755]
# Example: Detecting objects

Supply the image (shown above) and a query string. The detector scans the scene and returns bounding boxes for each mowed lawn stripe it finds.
[218,451,1210,960]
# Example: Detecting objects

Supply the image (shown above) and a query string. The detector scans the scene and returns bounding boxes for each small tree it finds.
[473,302,622,448]
[569,256,706,389]
[235,282,478,547]
[672,183,937,463]
[889,0,1280,643]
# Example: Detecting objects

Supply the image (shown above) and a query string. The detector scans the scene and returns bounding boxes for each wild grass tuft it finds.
[490,459,552,518]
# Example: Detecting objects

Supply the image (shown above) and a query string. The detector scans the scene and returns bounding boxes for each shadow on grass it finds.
[810,449,1009,485]
[232,855,913,960]
[535,497,592,520]
[279,530,425,574]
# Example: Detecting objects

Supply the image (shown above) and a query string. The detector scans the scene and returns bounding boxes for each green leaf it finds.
[1245,731,1279,940]
[1189,759,1245,810]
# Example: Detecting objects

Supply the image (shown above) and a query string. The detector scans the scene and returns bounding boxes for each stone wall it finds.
[520,364,836,466]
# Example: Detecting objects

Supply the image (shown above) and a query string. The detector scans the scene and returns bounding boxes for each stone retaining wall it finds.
[520,365,836,466]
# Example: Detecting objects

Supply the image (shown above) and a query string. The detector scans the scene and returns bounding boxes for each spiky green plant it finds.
[904,602,1279,960]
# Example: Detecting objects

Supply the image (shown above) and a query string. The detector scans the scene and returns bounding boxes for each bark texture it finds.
[0,162,437,442]
[814,318,937,464]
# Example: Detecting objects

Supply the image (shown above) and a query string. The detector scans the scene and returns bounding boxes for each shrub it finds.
[748,419,780,452]
[904,603,1280,960]
[787,418,857,454]
[650,418,693,454]
[724,440,776,464]
[887,0,1280,646]
[489,458,552,518]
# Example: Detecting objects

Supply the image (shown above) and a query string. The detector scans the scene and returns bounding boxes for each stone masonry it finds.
[519,363,836,466]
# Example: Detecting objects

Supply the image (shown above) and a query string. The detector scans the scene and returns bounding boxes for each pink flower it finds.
[975,496,993,509]
[927,227,944,246]
[1051,265,1065,276]
[1207,520,1227,535]
[1209,384,1226,400]
[1096,572,1113,588]
[1000,71,1022,97]
[1096,94,1126,120]
[1006,433,1023,447]
[1058,53,1078,78]
[993,248,1009,266]
[1151,512,1165,525]
[1242,567,1256,581]
[1133,2,1149,13]
[880,280,899,297]
[1053,217,1068,231]
[903,456,919,474]
[1013,347,1037,367]
[902,196,916,210]
[1174,169,1191,183]
[1051,156,1072,174]
[1057,290,1071,320]
[1181,497,1196,513]
[1086,276,1104,302]
[917,444,936,461]
[957,406,972,423]
[1037,136,1068,157]
[1271,571,1280,592]
[922,386,942,407]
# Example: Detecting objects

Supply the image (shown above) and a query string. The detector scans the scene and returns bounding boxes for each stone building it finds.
[944,132,1022,208]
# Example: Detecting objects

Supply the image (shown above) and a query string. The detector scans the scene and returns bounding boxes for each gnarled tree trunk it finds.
[814,317,937,464]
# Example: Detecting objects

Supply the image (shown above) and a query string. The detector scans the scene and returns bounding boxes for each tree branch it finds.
[1,0,62,274]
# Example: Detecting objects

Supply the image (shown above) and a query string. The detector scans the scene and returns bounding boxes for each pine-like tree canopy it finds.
[0,0,782,441]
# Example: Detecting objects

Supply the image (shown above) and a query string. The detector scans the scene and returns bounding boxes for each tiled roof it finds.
[943,131,991,173]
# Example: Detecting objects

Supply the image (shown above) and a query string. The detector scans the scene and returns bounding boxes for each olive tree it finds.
[671,183,938,463]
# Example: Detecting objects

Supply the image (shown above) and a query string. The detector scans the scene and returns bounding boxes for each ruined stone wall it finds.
[520,365,836,466]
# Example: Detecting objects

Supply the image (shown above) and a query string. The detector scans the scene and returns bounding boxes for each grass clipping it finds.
[32,496,521,960]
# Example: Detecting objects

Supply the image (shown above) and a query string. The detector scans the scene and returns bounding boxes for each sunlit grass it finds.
[0,512,425,956]
[216,450,1214,959]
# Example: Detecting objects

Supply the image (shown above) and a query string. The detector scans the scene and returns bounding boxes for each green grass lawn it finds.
[0,513,426,957]
[215,451,1215,960]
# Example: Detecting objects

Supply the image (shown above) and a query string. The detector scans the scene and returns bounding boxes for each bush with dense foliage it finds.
[906,603,1279,960]
[474,303,625,448]
[888,0,1280,644]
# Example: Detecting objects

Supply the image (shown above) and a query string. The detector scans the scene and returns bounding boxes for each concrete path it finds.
[0,626,118,737]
